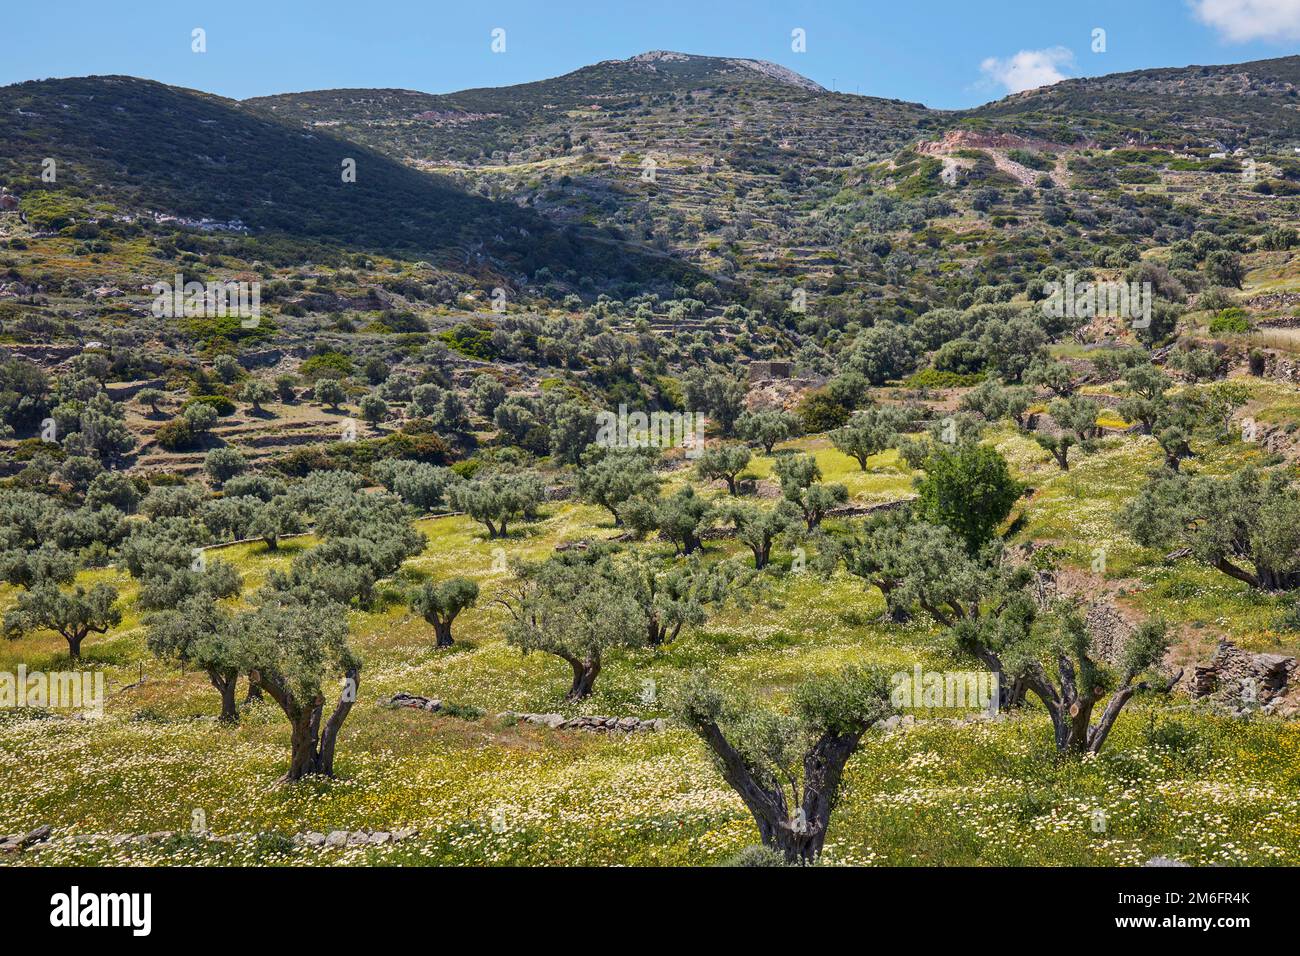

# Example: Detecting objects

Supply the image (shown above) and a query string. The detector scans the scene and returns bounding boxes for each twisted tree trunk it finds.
[563,654,600,700]
[207,667,239,723]
[255,667,360,782]
[694,719,870,864]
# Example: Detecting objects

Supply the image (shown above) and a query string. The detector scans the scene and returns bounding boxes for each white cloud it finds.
[979,47,1075,95]
[1191,0,1300,42]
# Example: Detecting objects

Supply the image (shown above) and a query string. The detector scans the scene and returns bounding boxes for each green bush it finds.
[183,395,237,416]
[440,322,496,360]
[1209,307,1252,335]
[300,351,354,381]
[797,390,850,433]
[154,418,195,451]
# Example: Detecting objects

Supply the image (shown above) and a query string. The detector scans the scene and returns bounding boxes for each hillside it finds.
[0,75,697,289]
[964,54,1300,148]
[5,45,1300,877]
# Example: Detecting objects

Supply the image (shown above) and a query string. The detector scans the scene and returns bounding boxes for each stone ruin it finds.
[747,360,792,381]
[1191,640,1296,715]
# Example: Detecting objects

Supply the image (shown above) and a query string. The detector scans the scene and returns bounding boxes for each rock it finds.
[392,828,418,841]
[347,831,369,846]
[20,825,51,848]
[368,832,391,845]
[325,830,348,847]
[505,711,665,734]
[301,832,325,846]
[382,692,443,713]
[1143,855,1190,867]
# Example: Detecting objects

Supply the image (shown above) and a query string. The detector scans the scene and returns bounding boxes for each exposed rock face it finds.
[498,711,666,733]
[916,130,1061,156]
[1192,640,1296,715]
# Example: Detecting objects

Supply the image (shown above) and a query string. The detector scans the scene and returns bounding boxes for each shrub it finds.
[183,395,236,416]
[1209,307,1252,335]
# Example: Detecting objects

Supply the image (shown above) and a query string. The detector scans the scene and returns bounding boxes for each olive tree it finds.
[1,542,76,590]
[577,448,660,525]
[136,388,165,416]
[842,516,1178,745]
[725,500,802,570]
[496,555,648,699]
[1123,467,1300,591]
[248,497,305,550]
[773,454,847,529]
[448,471,543,538]
[4,580,121,659]
[314,378,347,412]
[284,493,426,607]
[239,593,360,782]
[240,379,275,415]
[137,556,241,612]
[470,375,507,418]
[960,379,1032,429]
[410,577,480,648]
[831,405,911,471]
[372,459,455,512]
[549,400,598,466]
[204,446,248,486]
[953,602,1177,755]
[694,443,751,495]
[1114,363,1171,435]
[359,393,388,425]
[675,665,895,863]
[1024,358,1080,398]
[619,552,746,646]
[736,408,801,454]
[147,598,243,722]
[653,485,715,555]
[683,368,747,436]
[1034,395,1101,470]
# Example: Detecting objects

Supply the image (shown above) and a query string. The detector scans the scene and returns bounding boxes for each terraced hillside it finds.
[4,49,1300,871]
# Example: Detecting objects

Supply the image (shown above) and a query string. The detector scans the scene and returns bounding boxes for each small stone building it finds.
[748,360,792,381]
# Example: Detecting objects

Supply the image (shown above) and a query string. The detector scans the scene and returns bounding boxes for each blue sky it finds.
[7,0,1300,108]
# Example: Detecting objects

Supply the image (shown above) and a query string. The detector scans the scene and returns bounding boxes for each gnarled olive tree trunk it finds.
[695,719,867,864]
[206,667,239,723]
[254,666,360,782]
[1018,656,1181,755]
[562,653,600,700]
